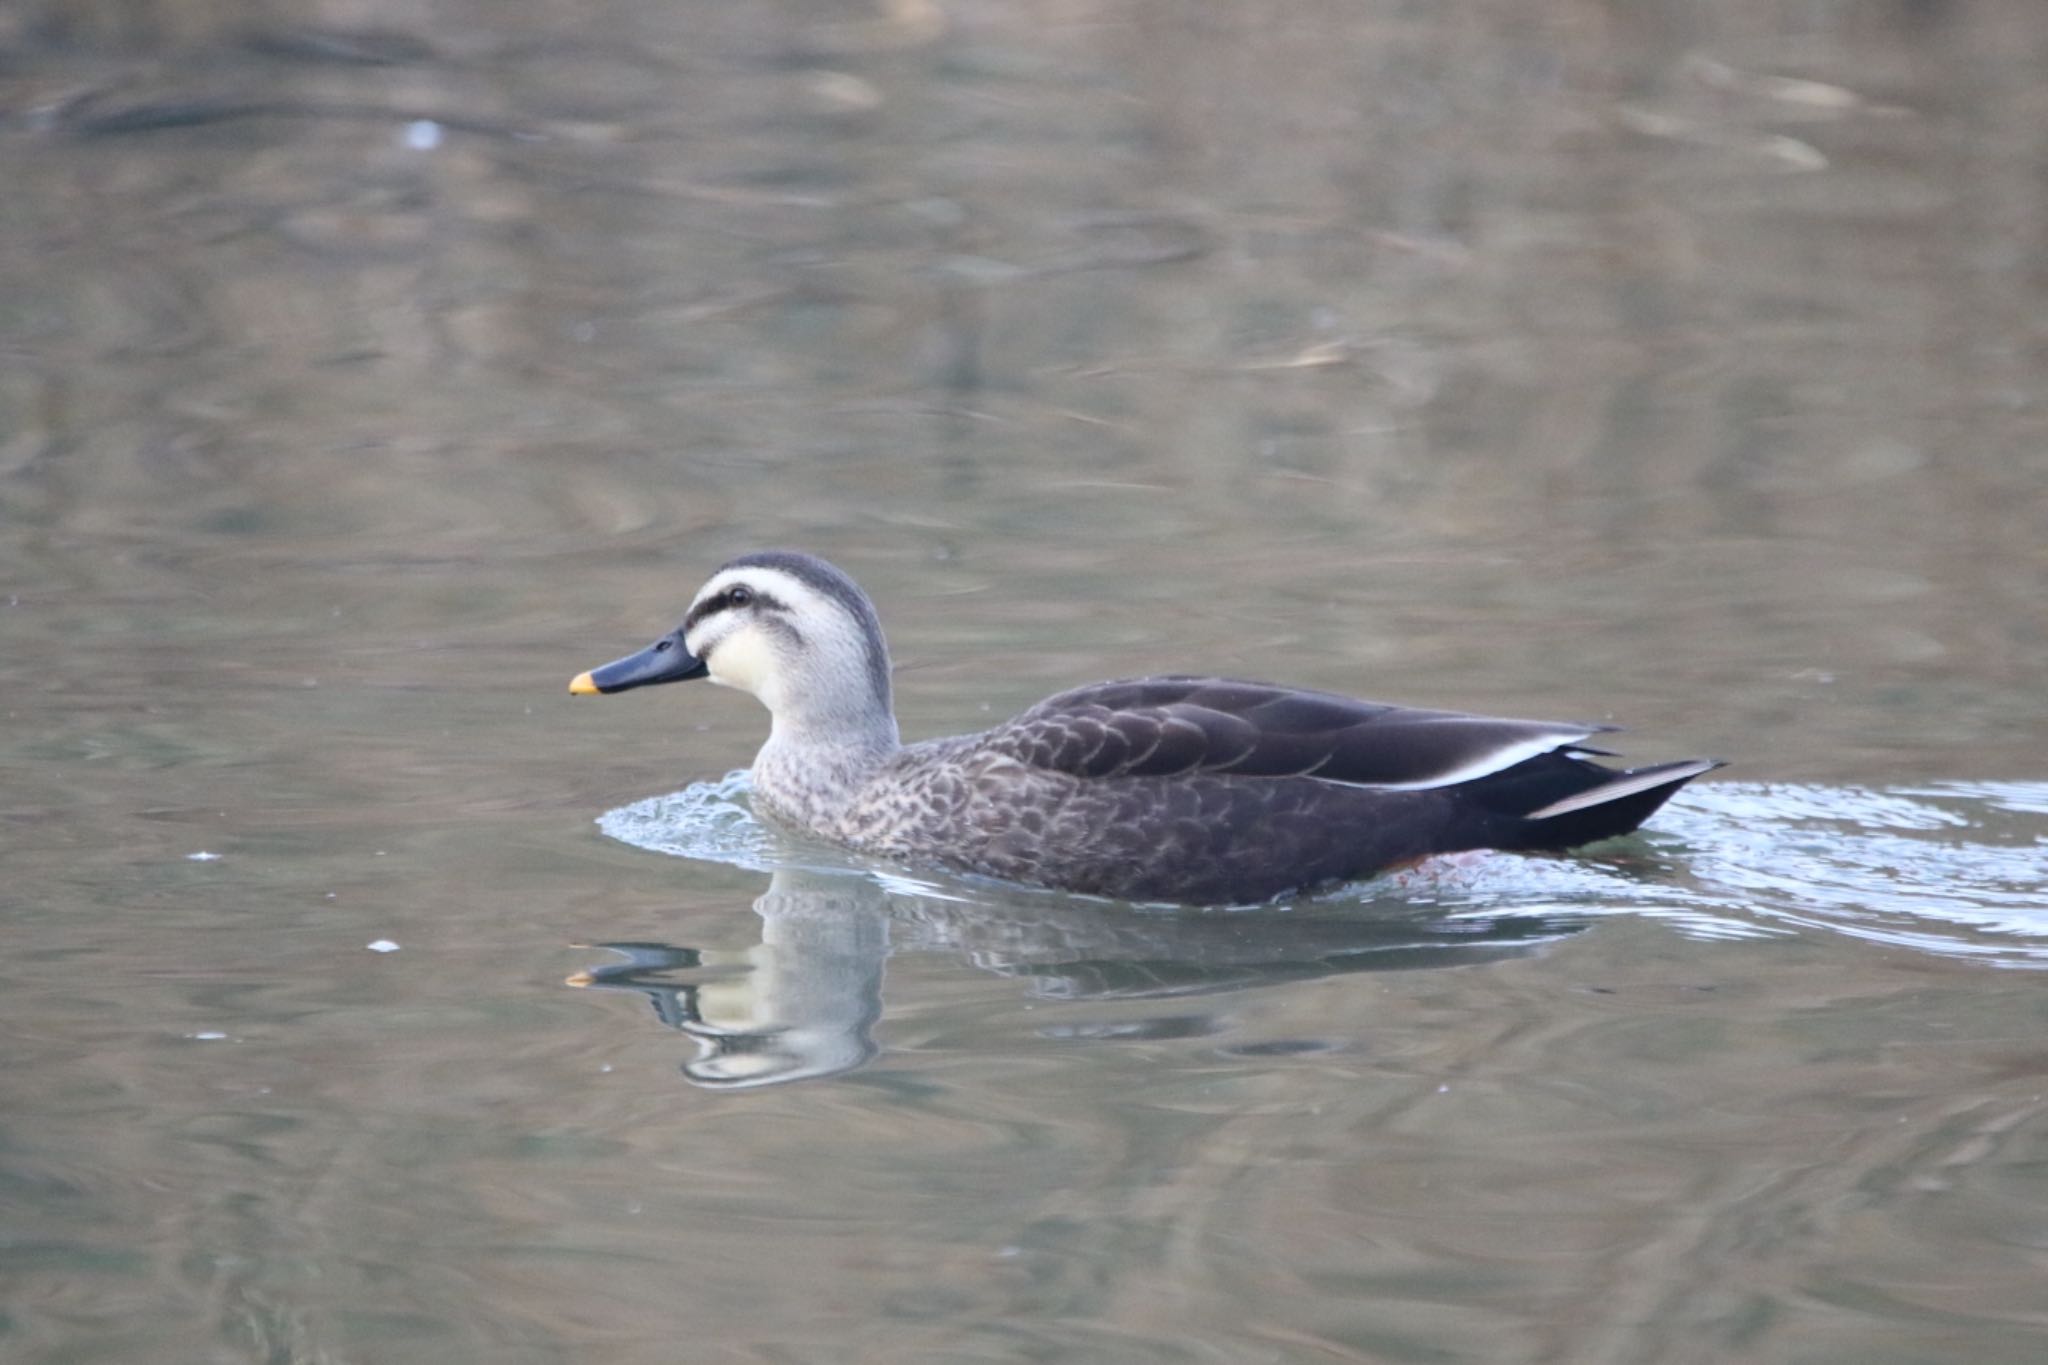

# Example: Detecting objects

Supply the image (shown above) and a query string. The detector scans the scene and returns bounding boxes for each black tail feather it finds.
[1463,754,1723,853]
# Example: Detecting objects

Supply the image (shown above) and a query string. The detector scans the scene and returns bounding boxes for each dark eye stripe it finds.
[684,583,786,632]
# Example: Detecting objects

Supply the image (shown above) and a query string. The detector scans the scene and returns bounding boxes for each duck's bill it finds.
[568,633,709,695]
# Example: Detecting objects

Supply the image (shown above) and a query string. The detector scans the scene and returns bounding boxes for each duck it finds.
[569,550,1721,905]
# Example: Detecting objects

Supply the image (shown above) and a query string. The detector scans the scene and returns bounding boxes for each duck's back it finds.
[835,677,1715,904]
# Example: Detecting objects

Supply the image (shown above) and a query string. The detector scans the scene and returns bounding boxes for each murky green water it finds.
[5,2,2048,1361]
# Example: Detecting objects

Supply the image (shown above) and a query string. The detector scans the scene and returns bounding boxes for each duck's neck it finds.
[750,709,901,834]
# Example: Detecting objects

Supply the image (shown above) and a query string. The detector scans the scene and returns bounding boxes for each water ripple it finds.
[1670,781,2048,966]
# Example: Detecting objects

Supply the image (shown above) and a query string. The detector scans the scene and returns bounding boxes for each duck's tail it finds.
[1463,753,1724,852]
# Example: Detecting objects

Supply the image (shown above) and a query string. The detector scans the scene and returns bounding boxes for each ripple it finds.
[1669,781,2048,966]
[596,776,2048,968]
[597,770,780,872]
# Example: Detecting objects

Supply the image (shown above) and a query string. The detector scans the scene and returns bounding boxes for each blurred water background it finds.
[3,1,2047,1361]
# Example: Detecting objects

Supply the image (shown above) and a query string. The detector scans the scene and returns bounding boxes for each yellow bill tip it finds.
[568,671,600,696]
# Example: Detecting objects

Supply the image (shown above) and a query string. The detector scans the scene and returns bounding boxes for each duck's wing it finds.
[986,676,1614,790]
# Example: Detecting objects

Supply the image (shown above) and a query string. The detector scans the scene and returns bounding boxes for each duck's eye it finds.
[727,585,752,608]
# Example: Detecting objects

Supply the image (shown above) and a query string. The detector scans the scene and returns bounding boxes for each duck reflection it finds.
[569,867,1582,1089]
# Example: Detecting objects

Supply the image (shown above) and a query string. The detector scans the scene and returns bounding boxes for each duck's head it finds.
[570,551,895,739]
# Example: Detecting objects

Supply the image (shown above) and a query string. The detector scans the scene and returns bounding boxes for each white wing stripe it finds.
[1524,758,1720,819]
[1310,729,1592,792]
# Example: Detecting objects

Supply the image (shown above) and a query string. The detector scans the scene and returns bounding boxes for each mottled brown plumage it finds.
[572,553,1721,904]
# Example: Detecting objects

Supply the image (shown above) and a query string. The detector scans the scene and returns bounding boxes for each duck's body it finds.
[572,551,1720,904]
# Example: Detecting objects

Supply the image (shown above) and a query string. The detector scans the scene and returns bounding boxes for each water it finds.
[601,773,2048,974]
[5,1,2048,1361]
[584,774,2048,1089]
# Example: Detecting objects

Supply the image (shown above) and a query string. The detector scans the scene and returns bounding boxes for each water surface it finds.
[4,2,2048,1362]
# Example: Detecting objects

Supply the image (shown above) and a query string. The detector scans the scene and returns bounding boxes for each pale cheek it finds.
[706,629,778,705]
